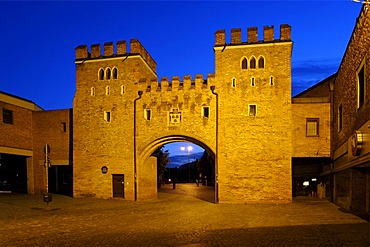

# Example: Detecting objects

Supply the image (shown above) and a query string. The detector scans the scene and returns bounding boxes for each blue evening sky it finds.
[0,1,362,156]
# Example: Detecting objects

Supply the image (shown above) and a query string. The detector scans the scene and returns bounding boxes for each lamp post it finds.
[181,145,193,182]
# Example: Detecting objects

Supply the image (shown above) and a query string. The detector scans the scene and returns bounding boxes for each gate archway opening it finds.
[138,136,216,203]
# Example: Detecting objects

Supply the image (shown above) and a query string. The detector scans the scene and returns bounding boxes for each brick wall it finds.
[32,109,72,194]
[292,103,330,157]
[333,7,370,151]
[0,102,33,151]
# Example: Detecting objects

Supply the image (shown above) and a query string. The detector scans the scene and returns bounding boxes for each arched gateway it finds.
[73,25,293,203]
[138,135,215,201]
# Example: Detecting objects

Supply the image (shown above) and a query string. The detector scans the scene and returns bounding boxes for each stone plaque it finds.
[169,109,181,125]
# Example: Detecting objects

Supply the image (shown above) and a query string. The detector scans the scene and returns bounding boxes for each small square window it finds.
[144,109,151,120]
[3,109,13,124]
[202,106,210,118]
[306,118,319,137]
[248,104,257,116]
[104,111,111,122]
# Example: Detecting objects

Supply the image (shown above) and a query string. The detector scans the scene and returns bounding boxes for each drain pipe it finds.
[210,86,219,203]
[134,90,143,201]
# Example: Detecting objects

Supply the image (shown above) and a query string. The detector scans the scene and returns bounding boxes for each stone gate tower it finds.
[73,24,293,203]
[213,25,293,203]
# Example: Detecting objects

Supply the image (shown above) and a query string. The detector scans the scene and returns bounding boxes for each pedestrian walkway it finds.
[0,184,368,246]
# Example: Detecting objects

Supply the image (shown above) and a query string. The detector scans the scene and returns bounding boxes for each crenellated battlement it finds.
[215,24,291,46]
[75,39,157,72]
[140,74,215,93]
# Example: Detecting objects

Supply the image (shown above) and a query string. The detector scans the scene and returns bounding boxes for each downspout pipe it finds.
[210,86,219,203]
[134,90,143,201]
[328,80,335,202]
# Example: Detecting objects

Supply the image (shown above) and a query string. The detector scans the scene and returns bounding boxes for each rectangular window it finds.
[338,104,342,132]
[2,109,13,124]
[306,118,319,137]
[202,106,210,118]
[357,64,365,109]
[248,104,257,116]
[104,111,111,122]
[62,122,67,132]
[145,109,151,120]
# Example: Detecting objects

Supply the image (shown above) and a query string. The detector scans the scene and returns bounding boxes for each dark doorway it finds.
[0,154,27,193]
[48,165,73,196]
[112,174,124,198]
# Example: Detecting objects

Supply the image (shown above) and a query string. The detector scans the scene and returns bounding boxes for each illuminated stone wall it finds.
[73,39,218,199]
[213,25,293,203]
[75,24,292,203]
[74,40,157,199]
[73,25,296,203]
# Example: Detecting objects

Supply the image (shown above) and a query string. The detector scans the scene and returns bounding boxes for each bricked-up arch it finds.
[136,135,215,202]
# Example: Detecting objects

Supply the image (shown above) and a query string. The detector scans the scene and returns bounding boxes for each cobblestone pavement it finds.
[0,184,369,246]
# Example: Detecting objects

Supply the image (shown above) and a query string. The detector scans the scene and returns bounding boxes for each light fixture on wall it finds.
[101,166,108,174]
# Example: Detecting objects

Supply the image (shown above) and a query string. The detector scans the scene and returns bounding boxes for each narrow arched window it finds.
[250,57,256,69]
[241,58,248,70]
[91,87,95,96]
[106,68,111,80]
[258,57,265,68]
[106,86,110,95]
[121,85,124,95]
[113,68,118,79]
[99,69,104,80]
[269,76,274,86]
[232,78,236,87]
[251,77,255,87]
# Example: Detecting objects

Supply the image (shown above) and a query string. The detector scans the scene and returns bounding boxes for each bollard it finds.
[43,193,52,205]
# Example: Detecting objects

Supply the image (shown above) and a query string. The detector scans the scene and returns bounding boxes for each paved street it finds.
[0,184,369,246]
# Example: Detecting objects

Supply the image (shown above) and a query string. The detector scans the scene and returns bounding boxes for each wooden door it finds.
[112,174,124,198]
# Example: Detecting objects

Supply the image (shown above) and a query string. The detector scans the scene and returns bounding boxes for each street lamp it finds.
[181,145,193,182]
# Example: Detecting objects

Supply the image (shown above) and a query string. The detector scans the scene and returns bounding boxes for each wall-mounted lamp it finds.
[101,166,108,174]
